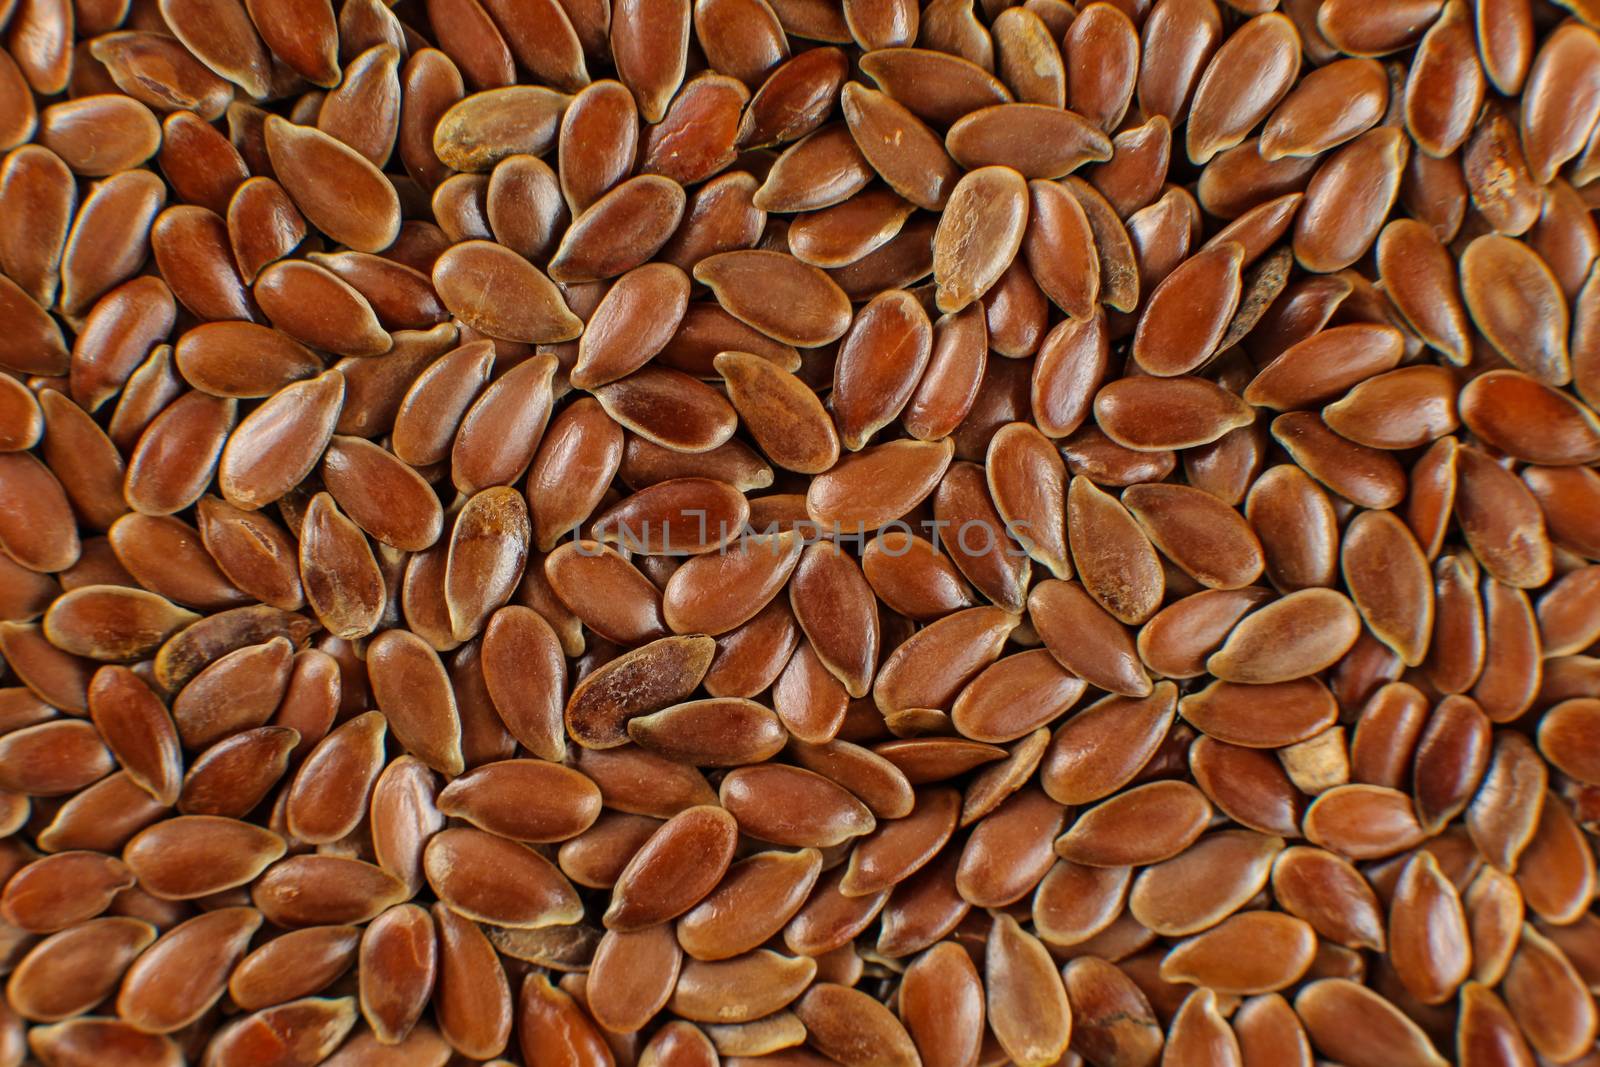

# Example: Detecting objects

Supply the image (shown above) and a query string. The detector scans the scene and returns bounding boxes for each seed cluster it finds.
[0,0,1597,1064]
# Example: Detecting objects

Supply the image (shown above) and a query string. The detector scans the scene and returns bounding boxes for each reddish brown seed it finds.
[605,804,738,929]
[875,603,1019,714]
[807,437,954,531]
[1302,785,1429,860]
[1040,684,1175,807]
[781,982,910,1066]
[423,827,582,929]
[1293,128,1408,273]
[285,711,388,844]
[1460,234,1571,386]
[1294,978,1448,1067]
[695,249,852,348]
[677,846,823,960]
[1271,845,1386,952]
[296,491,385,641]
[1132,242,1244,377]
[1388,851,1471,1006]
[1161,910,1317,994]
[1055,780,1211,868]
[0,850,134,933]
[87,665,181,805]
[178,726,298,818]
[933,165,1028,314]
[721,763,875,848]
[115,907,261,1033]
[841,81,960,211]
[1270,411,1408,511]
[438,759,600,843]
[1186,12,1301,164]
[565,634,716,749]
[1095,375,1254,452]
[367,628,465,776]
[945,103,1109,180]
[984,914,1072,1066]
[1028,579,1149,698]
[123,816,286,900]
[897,940,985,1067]
[264,117,400,253]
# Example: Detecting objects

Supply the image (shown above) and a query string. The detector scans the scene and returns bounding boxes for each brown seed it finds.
[795,982,922,1067]
[896,940,985,1067]
[422,827,582,930]
[678,846,822,960]
[605,804,738,929]
[0,850,134,933]
[840,81,960,211]
[1302,785,1428,860]
[985,914,1072,1066]
[27,1017,183,1067]
[1162,910,1317,994]
[932,165,1028,314]
[1347,685,1426,787]
[1294,978,1448,1067]
[178,725,298,817]
[431,241,582,345]
[1164,988,1242,1066]
[1388,852,1470,1006]
[544,540,666,646]
[365,629,464,776]
[123,816,286,900]
[37,95,162,177]
[1454,445,1554,590]
[551,174,688,283]
[695,249,852,347]
[594,367,738,454]
[755,121,873,213]
[1272,845,1386,952]
[629,697,788,766]
[1460,234,1571,386]
[36,579,196,662]
[715,351,840,475]
[1520,21,1600,184]
[437,759,600,843]
[1186,13,1301,164]
[1123,482,1265,591]
[1028,579,1150,698]
[7,916,156,1023]
[297,491,385,641]
[1270,411,1407,511]
[1241,321,1408,409]
[1063,956,1165,1066]
[1516,792,1595,926]
[875,603,1019,715]
[1131,830,1285,938]
[565,634,716,749]
[285,711,388,844]
[1502,923,1598,1063]
[87,666,181,805]
[1039,684,1175,808]
[1132,242,1244,377]
[1293,127,1408,273]
[950,649,1084,746]
[1095,375,1254,452]
[587,923,684,1034]
[444,486,530,641]
[0,452,79,572]
[1056,780,1211,868]
[116,906,260,1033]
